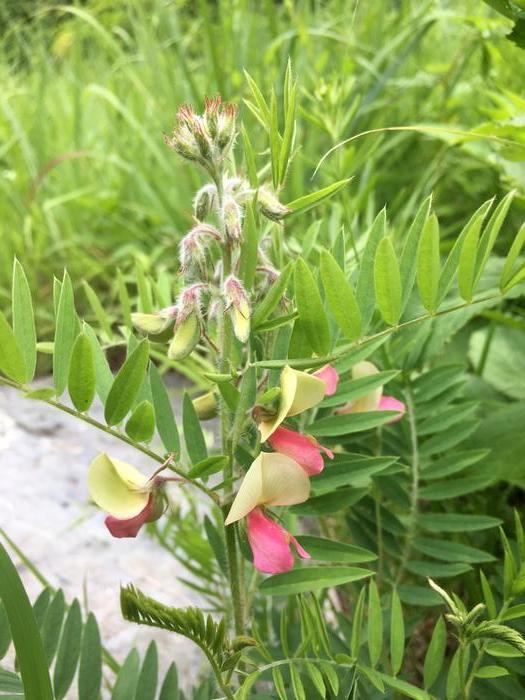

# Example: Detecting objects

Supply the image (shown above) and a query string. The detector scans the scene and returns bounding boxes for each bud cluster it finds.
[165,96,237,176]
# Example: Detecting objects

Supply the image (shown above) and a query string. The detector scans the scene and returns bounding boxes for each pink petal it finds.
[378,395,406,423]
[313,364,339,396]
[247,508,294,573]
[104,497,155,538]
[267,426,329,475]
[290,535,311,560]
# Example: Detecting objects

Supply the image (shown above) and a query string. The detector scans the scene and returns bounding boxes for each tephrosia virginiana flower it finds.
[88,454,166,538]
[224,452,310,525]
[247,508,310,574]
[336,361,405,422]
[313,364,339,396]
[223,274,250,343]
[257,365,335,441]
[267,426,333,476]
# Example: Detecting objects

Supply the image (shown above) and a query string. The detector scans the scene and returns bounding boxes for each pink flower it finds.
[267,426,333,476]
[104,495,161,539]
[247,508,310,574]
[313,364,339,396]
[378,395,406,423]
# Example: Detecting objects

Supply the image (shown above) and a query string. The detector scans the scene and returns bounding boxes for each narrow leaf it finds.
[259,566,373,595]
[149,363,180,454]
[111,649,140,700]
[285,178,352,215]
[374,237,402,325]
[252,262,292,329]
[104,340,150,425]
[417,214,440,313]
[367,580,383,667]
[320,249,362,340]
[134,641,157,700]
[78,613,102,700]
[0,312,26,384]
[399,196,432,312]
[182,392,207,464]
[125,400,155,443]
[294,257,330,355]
[53,599,82,700]
[53,271,79,396]
[68,332,96,412]
[12,259,37,382]
[356,208,387,331]
[423,616,446,689]
[390,589,405,675]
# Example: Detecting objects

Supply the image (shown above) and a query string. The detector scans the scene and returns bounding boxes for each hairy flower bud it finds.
[193,184,217,220]
[258,187,291,221]
[223,196,243,245]
[167,284,206,360]
[193,391,218,420]
[131,305,178,336]
[179,224,221,275]
[224,275,250,343]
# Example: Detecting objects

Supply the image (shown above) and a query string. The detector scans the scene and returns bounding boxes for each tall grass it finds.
[0,0,523,325]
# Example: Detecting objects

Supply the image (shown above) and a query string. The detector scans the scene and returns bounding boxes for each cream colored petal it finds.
[260,452,310,506]
[225,454,264,525]
[351,360,382,410]
[232,302,250,343]
[287,368,326,416]
[88,453,149,519]
[168,314,200,360]
[259,365,298,442]
[131,312,171,335]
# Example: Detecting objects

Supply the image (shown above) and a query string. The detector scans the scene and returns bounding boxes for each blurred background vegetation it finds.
[0,0,524,335]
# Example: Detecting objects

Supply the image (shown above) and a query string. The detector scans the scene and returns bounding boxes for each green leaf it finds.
[241,125,258,188]
[474,665,509,679]
[311,456,397,492]
[291,487,367,516]
[12,259,37,382]
[0,542,54,700]
[417,214,440,313]
[149,363,180,454]
[83,280,112,339]
[290,665,305,700]
[252,261,292,329]
[0,602,12,660]
[53,599,82,700]
[53,271,79,396]
[356,208,386,332]
[458,199,493,301]
[390,589,405,675]
[0,312,26,384]
[294,258,330,355]
[501,221,525,290]
[259,566,373,595]
[117,269,132,329]
[41,589,65,666]
[269,90,280,189]
[104,340,150,425]
[423,615,446,690]
[111,649,140,700]
[446,647,462,700]
[295,537,376,563]
[187,455,229,479]
[378,673,432,700]
[125,400,155,442]
[135,641,157,700]
[158,663,180,700]
[182,392,207,464]
[278,65,296,185]
[374,237,402,325]
[367,580,382,668]
[83,323,113,403]
[351,587,366,657]
[405,561,472,578]
[309,410,399,436]
[413,538,495,563]
[78,613,102,700]
[320,250,361,341]
[399,196,432,312]
[285,178,352,215]
[475,190,515,287]
[419,513,501,532]
[68,331,96,412]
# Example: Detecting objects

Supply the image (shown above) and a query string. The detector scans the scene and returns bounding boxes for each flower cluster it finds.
[224,365,338,574]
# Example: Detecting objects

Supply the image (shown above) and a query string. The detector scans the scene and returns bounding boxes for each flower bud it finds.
[131,308,177,335]
[193,391,218,420]
[258,187,291,221]
[179,224,221,275]
[216,101,237,154]
[193,184,217,220]
[223,196,243,245]
[168,313,200,360]
[224,275,250,343]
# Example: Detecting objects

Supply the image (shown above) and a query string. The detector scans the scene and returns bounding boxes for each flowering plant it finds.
[1,73,525,700]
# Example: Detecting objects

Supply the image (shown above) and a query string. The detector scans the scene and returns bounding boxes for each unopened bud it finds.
[223,196,243,245]
[204,95,221,138]
[193,184,217,220]
[258,187,290,221]
[224,275,250,343]
[177,284,205,322]
[132,306,178,335]
[216,102,237,154]
[192,391,218,420]
[168,313,200,360]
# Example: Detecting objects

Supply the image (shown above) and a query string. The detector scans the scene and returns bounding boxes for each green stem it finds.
[214,171,246,638]
[395,386,419,585]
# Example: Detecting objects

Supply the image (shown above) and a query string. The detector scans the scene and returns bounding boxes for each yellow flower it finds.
[225,452,310,525]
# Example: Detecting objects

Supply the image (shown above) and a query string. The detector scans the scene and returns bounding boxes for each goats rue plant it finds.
[1,72,525,699]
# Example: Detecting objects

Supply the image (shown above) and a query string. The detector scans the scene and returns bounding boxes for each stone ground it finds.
[0,382,205,696]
